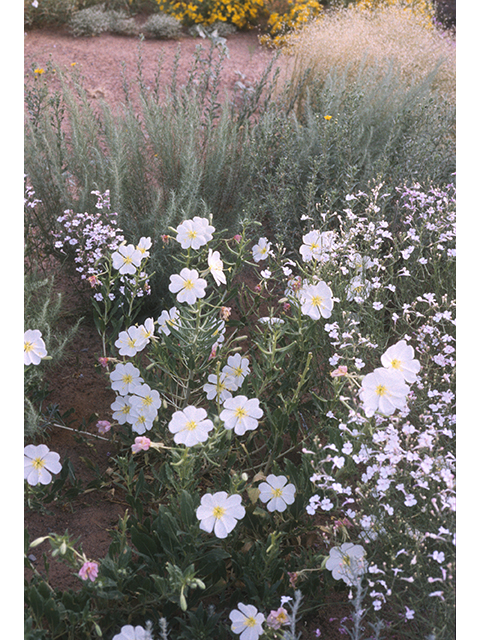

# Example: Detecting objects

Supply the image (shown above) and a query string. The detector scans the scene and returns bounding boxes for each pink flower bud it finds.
[79,561,98,582]
[131,437,151,453]
[96,420,111,434]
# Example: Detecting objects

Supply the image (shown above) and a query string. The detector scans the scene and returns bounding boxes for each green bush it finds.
[68,3,139,36]
[142,12,184,38]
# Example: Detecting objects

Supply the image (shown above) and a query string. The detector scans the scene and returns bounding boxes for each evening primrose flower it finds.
[24,444,62,486]
[196,491,245,538]
[130,383,161,420]
[221,353,250,388]
[157,307,180,336]
[230,603,265,640]
[96,420,111,434]
[345,276,373,302]
[110,395,133,425]
[220,396,263,435]
[168,406,214,446]
[24,329,47,365]
[266,607,290,630]
[110,362,143,395]
[78,561,98,582]
[208,249,226,286]
[136,236,152,258]
[169,268,207,304]
[299,281,334,320]
[299,230,335,262]
[112,244,143,275]
[131,436,151,453]
[175,217,214,249]
[380,339,421,383]
[252,237,272,262]
[115,326,149,356]
[112,625,151,640]
[258,475,296,512]
[359,367,410,417]
[138,318,155,342]
[203,372,237,402]
[128,406,154,435]
[326,543,367,586]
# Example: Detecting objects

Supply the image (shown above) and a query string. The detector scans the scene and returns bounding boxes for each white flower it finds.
[136,236,152,258]
[128,407,154,435]
[299,281,334,320]
[258,317,285,326]
[168,406,214,446]
[345,276,373,302]
[112,244,143,275]
[258,475,296,512]
[196,491,245,538]
[208,249,226,286]
[175,217,214,249]
[112,625,152,640]
[348,252,374,273]
[359,367,410,417]
[252,237,272,262]
[24,330,47,365]
[203,373,237,402]
[157,307,181,336]
[169,268,207,304]
[380,339,421,383]
[115,326,149,356]
[110,363,143,395]
[111,395,133,424]
[24,444,62,486]
[138,318,155,342]
[220,396,263,435]
[221,354,250,388]
[326,543,367,586]
[299,230,335,262]
[130,383,161,419]
[32,0,39,7]
[229,603,265,640]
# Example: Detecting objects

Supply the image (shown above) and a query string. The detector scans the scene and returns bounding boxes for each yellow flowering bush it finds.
[156,0,264,28]
[260,0,323,48]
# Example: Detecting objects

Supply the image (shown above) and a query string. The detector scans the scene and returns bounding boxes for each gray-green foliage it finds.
[24,272,82,437]
[142,13,183,39]
[69,3,138,36]
[24,43,454,305]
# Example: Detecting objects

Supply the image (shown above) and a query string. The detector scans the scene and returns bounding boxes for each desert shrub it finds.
[142,12,184,38]
[156,0,265,28]
[24,0,79,29]
[260,0,324,48]
[68,3,139,36]
[283,0,455,105]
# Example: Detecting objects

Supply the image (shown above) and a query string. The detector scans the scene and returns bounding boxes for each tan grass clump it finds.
[282,0,456,104]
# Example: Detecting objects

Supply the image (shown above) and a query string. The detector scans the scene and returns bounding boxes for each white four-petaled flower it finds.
[299,230,335,263]
[24,444,62,486]
[24,329,48,365]
[110,362,143,395]
[168,406,214,446]
[252,237,272,262]
[208,249,227,286]
[196,491,245,538]
[221,353,250,388]
[175,217,215,249]
[325,542,367,586]
[169,268,207,304]
[258,474,296,512]
[299,281,334,320]
[115,326,149,357]
[157,307,180,336]
[359,367,410,417]
[229,603,265,640]
[112,625,151,640]
[112,244,143,275]
[220,396,263,435]
[380,339,421,383]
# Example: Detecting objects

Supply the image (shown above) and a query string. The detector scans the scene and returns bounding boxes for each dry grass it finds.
[281,1,456,104]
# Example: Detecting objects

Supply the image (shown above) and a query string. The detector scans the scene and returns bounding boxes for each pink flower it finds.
[97,420,111,434]
[79,561,98,582]
[266,607,290,630]
[331,365,348,377]
[98,357,110,367]
[233,234,242,243]
[131,436,151,453]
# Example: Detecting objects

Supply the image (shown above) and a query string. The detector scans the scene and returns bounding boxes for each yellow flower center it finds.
[277,611,288,623]
[32,457,46,470]
[390,358,401,369]
[185,420,197,431]
[142,395,153,407]
[311,295,324,308]
[310,242,319,250]
[234,406,248,420]
[188,230,198,239]
[124,255,133,264]
[233,366,244,377]
[212,506,226,519]
[183,278,194,290]
[127,338,137,349]
[24,341,34,353]
[121,404,131,414]
[376,384,387,396]
[272,487,283,498]
[122,374,133,385]
[245,616,257,628]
